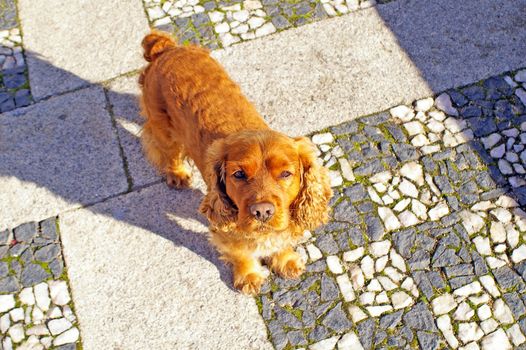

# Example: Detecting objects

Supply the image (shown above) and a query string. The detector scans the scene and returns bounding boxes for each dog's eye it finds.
[233,170,247,179]
[280,171,292,178]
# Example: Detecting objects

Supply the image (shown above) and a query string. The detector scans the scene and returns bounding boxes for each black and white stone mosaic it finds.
[142,0,391,48]
[0,218,80,349]
[257,68,526,350]
[0,0,32,113]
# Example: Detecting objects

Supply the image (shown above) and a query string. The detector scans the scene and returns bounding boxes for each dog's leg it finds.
[141,123,192,189]
[165,143,192,189]
[268,247,305,279]
[225,253,266,295]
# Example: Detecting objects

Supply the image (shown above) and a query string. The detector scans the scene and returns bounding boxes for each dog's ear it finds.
[290,137,333,231]
[199,140,238,228]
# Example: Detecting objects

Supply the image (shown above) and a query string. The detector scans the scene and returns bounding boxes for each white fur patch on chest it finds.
[251,235,292,259]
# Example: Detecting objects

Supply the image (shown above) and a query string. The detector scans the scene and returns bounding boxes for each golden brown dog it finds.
[139,31,332,295]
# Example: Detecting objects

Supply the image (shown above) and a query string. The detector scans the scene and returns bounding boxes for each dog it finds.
[138,31,332,295]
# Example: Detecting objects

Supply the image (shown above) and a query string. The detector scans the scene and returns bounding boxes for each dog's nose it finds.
[249,202,275,222]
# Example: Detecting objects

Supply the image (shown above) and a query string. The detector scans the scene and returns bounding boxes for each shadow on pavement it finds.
[374,0,526,94]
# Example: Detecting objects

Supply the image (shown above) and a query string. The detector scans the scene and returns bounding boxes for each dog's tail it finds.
[141,30,177,63]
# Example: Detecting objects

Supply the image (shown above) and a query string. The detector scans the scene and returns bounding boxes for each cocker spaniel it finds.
[139,31,332,295]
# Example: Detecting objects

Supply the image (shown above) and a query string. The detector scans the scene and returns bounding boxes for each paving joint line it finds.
[103,87,134,192]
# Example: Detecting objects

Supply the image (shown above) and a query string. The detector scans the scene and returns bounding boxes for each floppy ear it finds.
[290,137,333,231]
[199,140,238,229]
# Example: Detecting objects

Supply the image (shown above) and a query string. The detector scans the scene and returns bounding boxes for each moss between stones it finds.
[255,296,263,314]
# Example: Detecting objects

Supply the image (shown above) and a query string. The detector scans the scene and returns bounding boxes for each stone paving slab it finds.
[0,218,81,349]
[59,182,272,350]
[208,0,526,136]
[0,86,127,229]
[18,0,150,100]
[375,0,526,92]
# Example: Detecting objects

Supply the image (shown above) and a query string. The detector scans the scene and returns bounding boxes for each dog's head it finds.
[199,130,332,234]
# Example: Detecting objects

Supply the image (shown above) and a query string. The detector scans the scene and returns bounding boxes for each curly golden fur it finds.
[139,31,332,295]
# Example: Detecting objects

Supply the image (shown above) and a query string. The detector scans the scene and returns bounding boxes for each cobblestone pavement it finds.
[0,219,80,349]
[258,69,526,350]
[0,0,31,113]
[142,0,391,49]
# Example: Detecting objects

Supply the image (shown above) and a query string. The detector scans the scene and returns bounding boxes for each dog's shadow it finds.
[109,183,237,291]
[101,87,245,291]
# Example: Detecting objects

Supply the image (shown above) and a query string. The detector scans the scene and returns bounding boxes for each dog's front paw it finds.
[277,256,305,279]
[166,170,192,189]
[234,272,266,296]
[270,250,305,279]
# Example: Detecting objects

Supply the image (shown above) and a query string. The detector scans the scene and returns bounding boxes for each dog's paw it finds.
[234,272,266,296]
[166,170,192,189]
[269,250,305,279]
[276,256,305,279]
